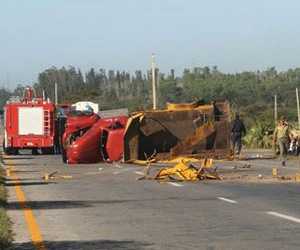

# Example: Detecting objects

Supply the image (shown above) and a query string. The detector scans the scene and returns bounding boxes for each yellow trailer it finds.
[123,100,231,162]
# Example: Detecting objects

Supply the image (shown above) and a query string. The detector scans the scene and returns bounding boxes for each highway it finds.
[4,149,300,250]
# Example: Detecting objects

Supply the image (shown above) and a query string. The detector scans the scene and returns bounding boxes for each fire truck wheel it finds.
[11,148,18,155]
[41,147,55,155]
[3,142,18,155]
[4,147,12,155]
[2,141,10,155]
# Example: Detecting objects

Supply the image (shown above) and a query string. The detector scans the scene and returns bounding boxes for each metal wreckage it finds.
[123,100,232,181]
[60,99,232,182]
[123,100,231,162]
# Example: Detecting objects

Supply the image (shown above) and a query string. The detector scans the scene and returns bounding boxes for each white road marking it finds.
[217,197,238,204]
[267,211,300,223]
[167,182,183,187]
[113,163,124,168]
[114,168,140,175]
[134,171,144,175]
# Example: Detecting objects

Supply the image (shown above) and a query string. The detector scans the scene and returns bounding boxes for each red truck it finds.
[60,109,128,164]
[3,87,56,155]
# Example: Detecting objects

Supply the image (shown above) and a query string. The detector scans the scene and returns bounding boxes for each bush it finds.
[0,167,13,249]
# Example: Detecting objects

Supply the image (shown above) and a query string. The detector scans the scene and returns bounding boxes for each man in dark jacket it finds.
[231,114,246,155]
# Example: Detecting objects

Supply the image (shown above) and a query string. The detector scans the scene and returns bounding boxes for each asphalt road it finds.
[3,149,300,250]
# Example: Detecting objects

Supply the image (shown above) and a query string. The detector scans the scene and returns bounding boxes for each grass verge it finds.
[0,157,13,250]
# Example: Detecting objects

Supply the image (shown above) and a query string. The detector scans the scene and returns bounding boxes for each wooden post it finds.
[152,53,157,110]
[55,83,58,105]
[274,94,277,124]
[296,88,300,130]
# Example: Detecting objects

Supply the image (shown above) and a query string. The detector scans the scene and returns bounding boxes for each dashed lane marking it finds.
[267,211,300,223]
[217,197,238,204]
[134,171,144,175]
[8,158,47,250]
[167,182,184,187]
[113,169,132,174]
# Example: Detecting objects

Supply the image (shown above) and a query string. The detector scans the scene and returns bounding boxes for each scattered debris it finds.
[255,154,277,159]
[228,155,248,160]
[233,164,251,170]
[44,171,72,180]
[135,152,157,181]
[137,158,220,181]
[5,169,10,177]
[277,176,292,181]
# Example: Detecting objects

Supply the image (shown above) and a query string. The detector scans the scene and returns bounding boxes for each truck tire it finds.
[41,147,55,155]
[3,143,12,155]
[11,148,18,155]
[3,141,18,155]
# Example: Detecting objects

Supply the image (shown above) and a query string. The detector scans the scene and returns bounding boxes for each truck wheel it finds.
[4,147,18,155]
[3,144,12,155]
[42,147,55,155]
[11,148,18,155]
[50,146,55,154]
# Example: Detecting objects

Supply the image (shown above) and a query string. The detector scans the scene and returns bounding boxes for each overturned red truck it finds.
[60,100,231,164]
[59,104,128,164]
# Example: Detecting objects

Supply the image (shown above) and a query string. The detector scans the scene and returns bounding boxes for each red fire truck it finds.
[3,87,56,155]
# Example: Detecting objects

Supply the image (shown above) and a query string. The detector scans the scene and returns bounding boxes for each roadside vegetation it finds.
[0,156,13,250]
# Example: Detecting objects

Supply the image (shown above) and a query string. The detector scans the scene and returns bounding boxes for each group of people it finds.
[230,114,293,166]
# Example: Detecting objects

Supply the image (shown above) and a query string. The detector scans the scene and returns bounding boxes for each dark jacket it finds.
[231,118,246,135]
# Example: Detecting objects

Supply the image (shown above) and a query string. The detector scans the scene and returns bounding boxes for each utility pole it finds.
[152,53,157,110]
[55,83,58,105]
[296,88,300,130]
[274,94,277,124]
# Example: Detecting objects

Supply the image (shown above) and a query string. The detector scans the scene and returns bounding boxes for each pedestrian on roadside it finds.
[272,116,292,166]
[231,114,246,155]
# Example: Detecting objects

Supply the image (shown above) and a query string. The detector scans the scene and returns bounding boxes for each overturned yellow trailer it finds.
[123,100,232,162]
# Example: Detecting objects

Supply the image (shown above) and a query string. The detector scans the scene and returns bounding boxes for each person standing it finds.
[231,114,246,155]
[272,116,292,166]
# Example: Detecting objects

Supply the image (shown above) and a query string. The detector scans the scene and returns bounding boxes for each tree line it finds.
[1,65,300,147]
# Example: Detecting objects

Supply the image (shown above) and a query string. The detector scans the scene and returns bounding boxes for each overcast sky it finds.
[1,0,300,90]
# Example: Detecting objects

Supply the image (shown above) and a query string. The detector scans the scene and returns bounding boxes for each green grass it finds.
[0,161,13,249]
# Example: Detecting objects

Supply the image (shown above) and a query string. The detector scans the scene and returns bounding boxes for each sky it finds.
[1,0,300,90]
